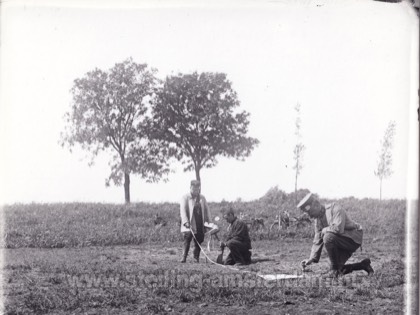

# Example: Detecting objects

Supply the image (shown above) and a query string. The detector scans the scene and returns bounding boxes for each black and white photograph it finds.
[0,0,418,314]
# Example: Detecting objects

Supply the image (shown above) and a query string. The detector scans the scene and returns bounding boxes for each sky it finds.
[0,0,418,204]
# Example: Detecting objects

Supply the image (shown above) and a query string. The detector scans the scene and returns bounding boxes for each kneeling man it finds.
[220,207,252,266]
[298,193,374,278]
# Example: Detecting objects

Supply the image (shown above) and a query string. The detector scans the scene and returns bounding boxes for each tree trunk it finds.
[294,169,298,205]
[195,167,201,182]
[379,178,382,201]
[124,172,130,204]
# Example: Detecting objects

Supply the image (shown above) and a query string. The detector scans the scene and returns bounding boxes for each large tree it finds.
[374,120,396,200]
[150,72,259,182]
[61,58,169,203]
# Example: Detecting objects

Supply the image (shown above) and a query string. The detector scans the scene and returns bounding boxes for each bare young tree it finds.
[374,120,396,200]
[292,103,305,205]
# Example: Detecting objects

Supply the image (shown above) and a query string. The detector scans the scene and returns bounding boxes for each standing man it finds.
[180,180,210,263]
[220,206,252,266]
[298,193,374,278]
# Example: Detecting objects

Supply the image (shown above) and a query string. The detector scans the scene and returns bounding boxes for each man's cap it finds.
[221,205,235,216]
[297,193,314,211]
[190,180,201,186]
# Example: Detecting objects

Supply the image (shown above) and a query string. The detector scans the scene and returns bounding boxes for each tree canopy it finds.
[150,72,259,182]
[61,58,169,203]
[292,103,305,203]
[374,120,396,200]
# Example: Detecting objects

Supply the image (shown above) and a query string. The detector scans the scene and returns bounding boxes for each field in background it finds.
[4,188,406,248]
[2,189,411,314]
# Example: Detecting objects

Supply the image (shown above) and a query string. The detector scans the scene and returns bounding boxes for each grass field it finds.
[2,191,415,314]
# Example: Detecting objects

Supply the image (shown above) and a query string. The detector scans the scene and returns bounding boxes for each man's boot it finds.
[180,242,190,263]
[342,258,374,275]
[244,250,252,265]
[361,258,374,275]
[193,244,201,263]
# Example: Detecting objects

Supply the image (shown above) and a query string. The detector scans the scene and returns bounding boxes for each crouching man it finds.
[298,193,374,278]
[220,207,252,266]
